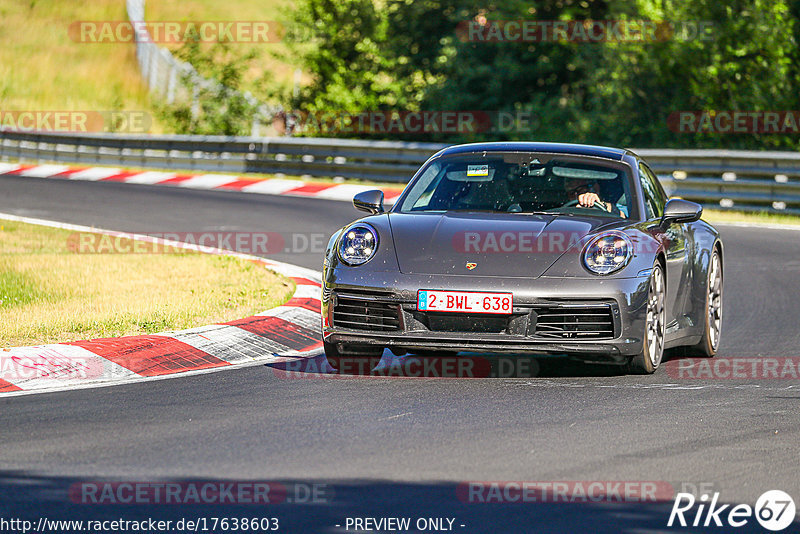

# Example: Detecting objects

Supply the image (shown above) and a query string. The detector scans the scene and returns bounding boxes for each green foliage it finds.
[579,0,799,148]
[287,0,418,111]
[156,39,269,136]
[287,0,800,148]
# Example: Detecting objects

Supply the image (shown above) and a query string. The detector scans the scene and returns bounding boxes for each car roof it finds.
[434,142,632,161]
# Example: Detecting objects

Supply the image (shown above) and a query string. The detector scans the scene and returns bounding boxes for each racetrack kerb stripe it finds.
[69,335,230,377]
[0,164,405,204]
[290,277,322,286]
[284,297,322,313]
[0,377,23,392]
[225,315,322,352]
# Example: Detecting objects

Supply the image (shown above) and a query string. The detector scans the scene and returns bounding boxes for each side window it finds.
[639,162,666,219]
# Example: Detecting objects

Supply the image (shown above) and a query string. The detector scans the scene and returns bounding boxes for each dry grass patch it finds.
[0,0,164,130]
[146,0,301,92]
[0,221,295,347]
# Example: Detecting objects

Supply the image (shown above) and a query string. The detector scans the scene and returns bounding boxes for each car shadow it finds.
[267,352,630,379]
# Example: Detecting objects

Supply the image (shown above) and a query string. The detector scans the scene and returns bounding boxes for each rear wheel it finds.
[684,249,723,357]
[324,340,383,374]
[628,263,666,374]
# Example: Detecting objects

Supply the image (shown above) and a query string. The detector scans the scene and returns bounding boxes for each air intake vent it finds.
[333,294,401,332]
[534,305,614,339]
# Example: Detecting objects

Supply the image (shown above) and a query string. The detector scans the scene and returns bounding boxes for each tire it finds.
[323,340,383,374]
[628,262,667,374]
[683,249,723,357]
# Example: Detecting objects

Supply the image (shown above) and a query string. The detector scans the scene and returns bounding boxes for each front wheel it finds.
[684,249,723,357]
[324,340,383,374]
[628,262,666,374]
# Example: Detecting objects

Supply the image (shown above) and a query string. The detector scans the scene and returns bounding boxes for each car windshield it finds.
[396,152,633,218]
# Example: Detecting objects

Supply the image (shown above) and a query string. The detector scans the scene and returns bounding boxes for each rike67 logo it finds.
[668,490,796,531]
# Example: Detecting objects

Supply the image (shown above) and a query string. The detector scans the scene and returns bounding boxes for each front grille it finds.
[534,305,615,339]
[420,313,509,334]
[333,293,401,332]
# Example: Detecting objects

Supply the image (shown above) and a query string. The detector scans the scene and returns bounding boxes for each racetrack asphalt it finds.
[1,175,798,533]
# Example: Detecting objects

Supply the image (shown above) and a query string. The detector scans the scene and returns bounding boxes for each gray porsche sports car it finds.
[321,142,723,374]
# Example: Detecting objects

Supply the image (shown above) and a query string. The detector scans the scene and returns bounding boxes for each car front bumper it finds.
[322,268,652,362]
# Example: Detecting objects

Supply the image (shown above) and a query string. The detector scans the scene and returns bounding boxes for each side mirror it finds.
[353,189,385,214]
[661,198,702,226]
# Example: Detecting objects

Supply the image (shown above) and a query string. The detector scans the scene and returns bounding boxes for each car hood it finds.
[387,212,615,278]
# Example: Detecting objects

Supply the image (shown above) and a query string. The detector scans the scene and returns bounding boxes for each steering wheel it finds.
[563,198,612,212]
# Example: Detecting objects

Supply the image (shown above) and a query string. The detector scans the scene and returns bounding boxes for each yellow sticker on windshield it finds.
[467,164,489,177]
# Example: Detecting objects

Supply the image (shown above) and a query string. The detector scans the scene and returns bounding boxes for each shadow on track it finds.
[0,471,787,534]
[267,353,629,380]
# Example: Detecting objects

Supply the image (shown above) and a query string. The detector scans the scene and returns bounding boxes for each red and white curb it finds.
[0,163,404,204]
[0,213,325,397]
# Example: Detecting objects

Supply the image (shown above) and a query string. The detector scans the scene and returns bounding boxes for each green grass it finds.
[0,0,294,134]
[0,1,159,127]
[0,268,56,309]
[702,209,800,226]
[0,220,295,347]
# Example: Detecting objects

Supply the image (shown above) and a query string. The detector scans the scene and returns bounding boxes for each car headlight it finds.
[338,223,379,266]
[582,231,633,275]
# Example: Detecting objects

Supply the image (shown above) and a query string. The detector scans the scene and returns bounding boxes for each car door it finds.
[639,162,692,329]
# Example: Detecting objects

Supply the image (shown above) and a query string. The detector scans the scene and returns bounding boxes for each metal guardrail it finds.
[1,129,799,214]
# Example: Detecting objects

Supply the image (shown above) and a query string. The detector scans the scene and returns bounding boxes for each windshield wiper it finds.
[510,210,573,217]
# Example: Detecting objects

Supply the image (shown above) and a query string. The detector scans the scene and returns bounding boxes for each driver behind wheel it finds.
[564,177,625,217]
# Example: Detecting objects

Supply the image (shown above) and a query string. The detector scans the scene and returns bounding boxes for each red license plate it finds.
[417,290,513,314]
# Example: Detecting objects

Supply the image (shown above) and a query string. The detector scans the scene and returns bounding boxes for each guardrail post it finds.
[167,63,177,104]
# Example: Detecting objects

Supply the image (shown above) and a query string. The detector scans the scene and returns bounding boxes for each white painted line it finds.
[264,261,320,281]
[124,171,176,184]
[240,179,306,195]
[0,212,323,282]
[67,167,122,181]
[0,163,21,174]
[20,164,71,178]
[0,344,138,390]
[178,174,238,189]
